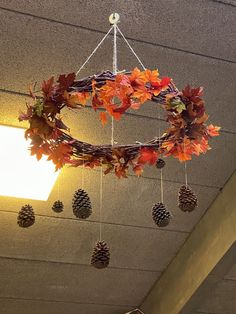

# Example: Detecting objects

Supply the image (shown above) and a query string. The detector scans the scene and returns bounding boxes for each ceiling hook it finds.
[109,13,120,25]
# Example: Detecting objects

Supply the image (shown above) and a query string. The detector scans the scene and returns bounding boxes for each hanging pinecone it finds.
[178,185,198,212]
[156,158,166,169]
[52,200,64,213]
[17,204,35,228]
[152,202,171,227]
[91,240,110,269]
[72,189,92,219]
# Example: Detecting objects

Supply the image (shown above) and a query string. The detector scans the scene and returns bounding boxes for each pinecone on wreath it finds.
[72,189,92,219]
[178,185,198,212]
[152,202,171,227]
[52,200,64,213]
[156,158,166,169]
[17,204,35,228]
[91,240,110,269]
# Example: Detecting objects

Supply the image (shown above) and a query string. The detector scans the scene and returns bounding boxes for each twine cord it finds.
[184,162,188,187]
[183,137,188,187]
[57,175,60,200]
[160,169,164,203]
[81,160,85,189]
[111,23,118,146]
[76,25,114,76]
[116,25,146,70]
[99,167,103,241]
[158,110,164,203]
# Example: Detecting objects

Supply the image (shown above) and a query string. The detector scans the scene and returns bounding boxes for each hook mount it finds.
[109,13,120,25]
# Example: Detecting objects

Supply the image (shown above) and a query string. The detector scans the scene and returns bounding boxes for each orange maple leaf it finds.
[133,164,143,177]
[47,143,72,170]
[161,140,175,152]
[129,67,146,86]
[114,164,128,178]
[130,101,142,110]
[91,79,96,97]
[105,104,121,120]
[100,81,116,101]
[63,91,89,108]
[77,92,90,105]
[99,112,108,126]
[176,149,192,162]
[133,87,152,103]
[198,137,211,153]
[140,69,160,84]
[207,124,221,137]
[30,143,51,161]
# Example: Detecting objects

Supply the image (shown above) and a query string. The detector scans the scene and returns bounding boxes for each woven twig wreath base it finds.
[19,68,220,177]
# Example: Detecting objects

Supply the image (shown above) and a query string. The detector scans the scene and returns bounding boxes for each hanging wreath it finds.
[19,67,220,178]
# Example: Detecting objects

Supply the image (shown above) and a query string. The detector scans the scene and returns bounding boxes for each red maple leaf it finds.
[151,77,171,96]
[182,85,204,104]
[57,73,76,92]
[47,143,73,170]
[113,98,132,114]
[42,77,55,100]
[138,148,158,165]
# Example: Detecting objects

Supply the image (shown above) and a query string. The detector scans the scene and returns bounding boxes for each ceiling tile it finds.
[0,257,158,307]
[0,211,186,271]
[0,8,236,130]
[0,0,235,61]
[0,298,130,314]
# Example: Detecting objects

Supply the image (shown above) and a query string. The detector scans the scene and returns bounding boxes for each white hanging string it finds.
[111,23,118,146]
[184,162,188,187]
[57,174,60,200]
[158,110,164,203]
[81,160,85,189]
[160,168,164,203]
[99,167,103,241]
[183,138,188,187]
[113,24,118,75]
[76,25,114,77]
[116,25,146,70]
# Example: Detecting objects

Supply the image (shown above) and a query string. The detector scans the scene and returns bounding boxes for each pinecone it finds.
[52,200,64,213]
[152,202,171,227]
[156,158,166,169]
[91,240,110,269]
[17,204,35,228]
[72,189,92,219]
[178,185,198,212]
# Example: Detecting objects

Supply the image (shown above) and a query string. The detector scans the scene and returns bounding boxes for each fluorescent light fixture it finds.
[0,125,59,201]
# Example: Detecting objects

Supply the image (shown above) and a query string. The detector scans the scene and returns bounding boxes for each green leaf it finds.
[34,99,44,117]
[169,98,186,113]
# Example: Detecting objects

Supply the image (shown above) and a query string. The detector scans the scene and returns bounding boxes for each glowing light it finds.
[0,125,59,201]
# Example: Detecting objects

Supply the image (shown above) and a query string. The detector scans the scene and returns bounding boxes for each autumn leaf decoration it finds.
[19,68,220,177]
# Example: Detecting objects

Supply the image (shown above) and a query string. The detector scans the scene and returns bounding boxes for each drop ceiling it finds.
[0,1,235,313]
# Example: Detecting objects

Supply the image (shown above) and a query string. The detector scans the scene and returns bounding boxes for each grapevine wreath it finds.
[19,68,220,178]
